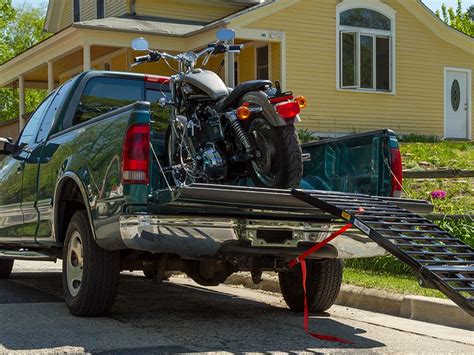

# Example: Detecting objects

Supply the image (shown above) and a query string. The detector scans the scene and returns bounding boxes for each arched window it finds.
[337,2,396,92]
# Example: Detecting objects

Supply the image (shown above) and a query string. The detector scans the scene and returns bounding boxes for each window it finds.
[337,3,395,92]
[97,0,105,19]
[36,81,73,143]
[73,77,143,126]
[73,0,80,22]
[256,45,269,80]
[18,94,54,148]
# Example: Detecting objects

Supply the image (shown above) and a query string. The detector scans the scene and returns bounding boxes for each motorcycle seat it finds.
[217,80,272,111]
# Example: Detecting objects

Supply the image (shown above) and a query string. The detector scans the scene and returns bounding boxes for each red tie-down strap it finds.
[288,222,354,345]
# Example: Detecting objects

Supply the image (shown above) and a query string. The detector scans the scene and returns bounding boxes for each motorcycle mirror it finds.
[131,37,149,51]
[216,28,235,41]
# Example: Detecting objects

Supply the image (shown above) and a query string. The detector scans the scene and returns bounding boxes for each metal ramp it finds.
[291,189,474,317]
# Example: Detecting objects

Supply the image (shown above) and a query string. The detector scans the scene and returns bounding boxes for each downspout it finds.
[130,0,136,15]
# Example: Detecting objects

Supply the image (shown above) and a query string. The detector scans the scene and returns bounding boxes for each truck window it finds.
[17,94,54,148]
[73,77,143,126]
[36,80,73,143]
[146,88,172,134]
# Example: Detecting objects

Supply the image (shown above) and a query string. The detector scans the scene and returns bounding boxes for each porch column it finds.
[224,40,235,88]
[83,43,91,71]
[48,61,55,93]
[18,75,26,131]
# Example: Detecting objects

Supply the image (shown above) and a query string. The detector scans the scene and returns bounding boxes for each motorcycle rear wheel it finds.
[247,117,302,188]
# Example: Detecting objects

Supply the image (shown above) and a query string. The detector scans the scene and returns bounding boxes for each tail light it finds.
[145,75,170,84]
[275,101,300,119]
[390,142,403,197]
[122,123,150,184]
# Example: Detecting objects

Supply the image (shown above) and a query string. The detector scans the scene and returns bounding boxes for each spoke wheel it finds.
[66,231,84,297]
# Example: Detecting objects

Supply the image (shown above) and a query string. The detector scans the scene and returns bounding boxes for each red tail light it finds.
[122,123,150,184]
[276,101,300,119]
[390,147,403,197]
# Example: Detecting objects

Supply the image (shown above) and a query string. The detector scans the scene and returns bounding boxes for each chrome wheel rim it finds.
[67,231,83,297]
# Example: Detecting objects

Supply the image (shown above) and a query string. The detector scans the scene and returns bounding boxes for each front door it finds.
[445,69,470,139]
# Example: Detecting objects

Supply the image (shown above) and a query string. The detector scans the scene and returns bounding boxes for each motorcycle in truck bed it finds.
[0,68,471,317]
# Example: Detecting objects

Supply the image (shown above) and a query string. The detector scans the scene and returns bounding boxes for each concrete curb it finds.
[224,273,473,330]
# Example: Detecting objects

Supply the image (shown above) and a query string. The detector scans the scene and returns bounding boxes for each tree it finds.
[0,2,50,122]
[435,0,474,37]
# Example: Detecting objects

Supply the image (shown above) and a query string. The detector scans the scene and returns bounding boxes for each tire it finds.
[247,118,302,188]
[278,259,343,312]
[62,210,120,317]
[239,91,303,189]
[0,259,14,279]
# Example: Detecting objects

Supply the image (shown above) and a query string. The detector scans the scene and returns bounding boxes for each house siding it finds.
[105,0,127,17]
[131,0,245,23]
[247,0,473,138]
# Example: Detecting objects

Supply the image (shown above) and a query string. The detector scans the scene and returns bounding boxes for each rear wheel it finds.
[278,259,343,312]
[247,118,302,188]
[62,210,120,316]
[0,259,14,279]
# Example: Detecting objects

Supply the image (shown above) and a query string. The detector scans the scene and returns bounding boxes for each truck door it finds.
[0,94,54,242]
[21,81,73,244]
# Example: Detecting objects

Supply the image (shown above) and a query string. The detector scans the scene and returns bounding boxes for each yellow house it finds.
[0,0,473,139]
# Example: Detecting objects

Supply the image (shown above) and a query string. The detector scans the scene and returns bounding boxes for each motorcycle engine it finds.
[199,143,226,180]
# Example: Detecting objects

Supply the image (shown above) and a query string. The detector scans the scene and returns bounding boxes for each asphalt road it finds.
[0,261,472,354]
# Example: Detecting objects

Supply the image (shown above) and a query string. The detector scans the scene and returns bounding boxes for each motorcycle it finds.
[131,29,306,189]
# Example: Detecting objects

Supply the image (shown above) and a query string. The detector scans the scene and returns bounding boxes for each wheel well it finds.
[56,178,87,245]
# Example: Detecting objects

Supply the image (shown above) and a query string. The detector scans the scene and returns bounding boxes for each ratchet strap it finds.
[288,222,353,345]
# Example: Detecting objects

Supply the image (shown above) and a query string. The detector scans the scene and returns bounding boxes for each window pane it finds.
[97,0,104,19]
[73,77,143,125]
[73,0,80,22]
[376,37,390,91]
[341,8,391,31]
[360,35,373,89]
[256,46,269,80]
[36,81,73,143]
[146,88,172,134]
[341,32,356,87]
[18,95,54,147]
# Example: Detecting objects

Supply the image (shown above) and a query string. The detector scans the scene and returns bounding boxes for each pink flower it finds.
[431,190,446,199]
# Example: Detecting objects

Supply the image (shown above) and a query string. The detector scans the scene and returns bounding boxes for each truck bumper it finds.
[119,215,386,259]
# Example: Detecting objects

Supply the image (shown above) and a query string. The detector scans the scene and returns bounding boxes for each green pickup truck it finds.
[0,71,422,316]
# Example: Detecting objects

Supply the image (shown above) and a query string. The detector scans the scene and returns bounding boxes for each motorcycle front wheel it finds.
[247,117,303,189]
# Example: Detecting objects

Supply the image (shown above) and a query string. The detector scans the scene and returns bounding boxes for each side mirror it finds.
[0,137,15,156]
[131,37,149,51]
[216,28,235,41]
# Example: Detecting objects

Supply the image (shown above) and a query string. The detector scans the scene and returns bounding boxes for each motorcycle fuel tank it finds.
[183,70,228,100]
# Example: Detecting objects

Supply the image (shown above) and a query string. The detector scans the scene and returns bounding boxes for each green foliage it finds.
[297,128,315,143]
[398,133,442,143]
[435,0,474,36]
[0,2,50,122]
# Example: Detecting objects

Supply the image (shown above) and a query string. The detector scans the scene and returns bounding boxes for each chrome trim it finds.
[119,215,386,259]
[0,249,56,261]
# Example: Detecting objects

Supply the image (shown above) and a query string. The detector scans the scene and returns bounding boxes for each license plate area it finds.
[255,229,293,246]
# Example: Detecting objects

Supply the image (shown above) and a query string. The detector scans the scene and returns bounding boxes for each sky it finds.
[10,0,472,13]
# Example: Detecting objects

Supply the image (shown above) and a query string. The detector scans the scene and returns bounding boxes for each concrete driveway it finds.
[0,260,472,354]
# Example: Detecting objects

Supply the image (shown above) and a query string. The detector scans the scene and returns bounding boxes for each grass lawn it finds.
[344,140,473,298]
[343,267,446,299]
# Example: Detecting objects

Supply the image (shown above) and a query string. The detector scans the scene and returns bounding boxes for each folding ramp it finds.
[175,184,474,316]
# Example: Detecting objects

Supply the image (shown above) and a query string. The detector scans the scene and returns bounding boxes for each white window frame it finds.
[336,0,396,94]
[255,44,271,81]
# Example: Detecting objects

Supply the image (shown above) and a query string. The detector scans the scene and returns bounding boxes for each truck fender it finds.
[53,172,97,244]
[239,91,287,127]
